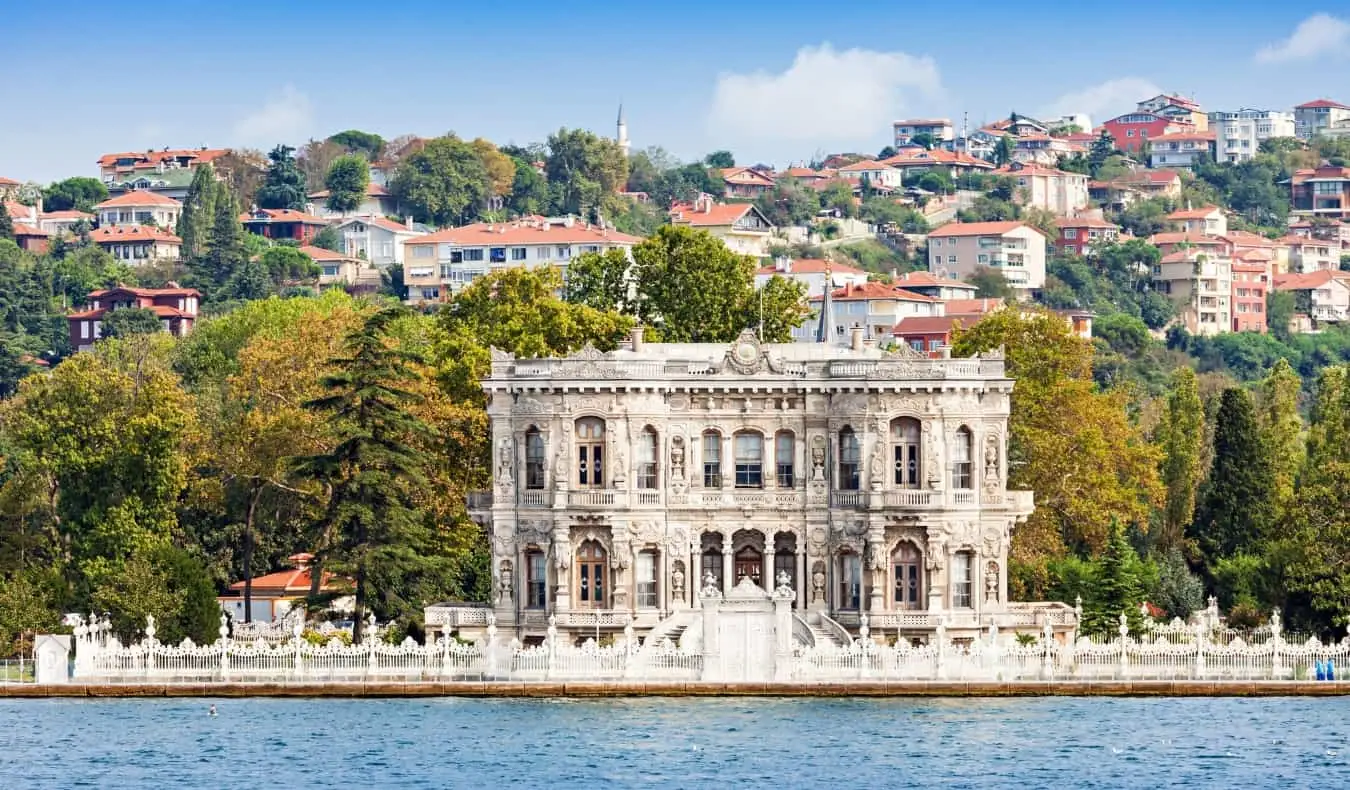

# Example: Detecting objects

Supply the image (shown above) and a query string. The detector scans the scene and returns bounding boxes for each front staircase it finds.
[642,609,700,651]
[794,611,849,648]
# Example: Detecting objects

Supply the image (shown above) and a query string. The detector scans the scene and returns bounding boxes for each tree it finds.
[754,275,811,343]
[176,165,219,261]
[951,309,1163,597]
[470,138,517,199]
[292,307,435,642]
[259,246,319,286]
[1193,388,1274,567]
[389,135,492,227]
[298,139,348,192]
[1088,130,1116,177]
[1256,358,1303,523]
[92,544,218,644]
[993,136,1014,167]
[877,146,897,159]
[704,151,735,168]
[564,248,630,311]
[101,307,163,339]
[1266,290,1294,341]
[327,130,385,160]
[755,181,820,227]
[311,225,343,253]
[1083,521,1146,635]
[255,145,308,211]
[197,185,244,292]
[1156,367,1204,550]
[220,258,274,302]
[544,128,628,217]
[628,225,807,342]
[324,155,370,215]
[41,177,108,213]
[1112,196,1172,238]
[213,149,268,208]
[506,158,549,216]
[0,206,12,241]
[910,133,936,150]
[965,265,1012,299]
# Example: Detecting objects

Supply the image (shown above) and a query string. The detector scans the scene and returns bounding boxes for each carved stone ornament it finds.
[497,437,514,483]
[516,395,548,415]
[926,536,946,572]
[724,329,768,375]
[497,560,514,603]
[867,541,887,571]
[571,343,605,361]
[489,347,515,362]
[924,422,942,489]
[985,561,999,603]
[810,435,827,481]
[811,562,826,601]
[884,343,927,360]
[670,436,686,480]
[983,434,1000,483]
[983,527,1002,559]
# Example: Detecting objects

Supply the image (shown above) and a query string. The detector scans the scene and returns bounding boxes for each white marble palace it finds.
[466,326,1074,645]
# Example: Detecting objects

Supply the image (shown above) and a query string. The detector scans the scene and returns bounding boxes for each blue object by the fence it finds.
[1329,660,1336,681]
[1316,661,1326,681]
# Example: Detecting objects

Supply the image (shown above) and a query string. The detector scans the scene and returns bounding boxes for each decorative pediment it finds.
[571,342,606,361]
[489,346,515,362]
[884,343,927,360]
[723,329,768,375]
[725,575,770,600]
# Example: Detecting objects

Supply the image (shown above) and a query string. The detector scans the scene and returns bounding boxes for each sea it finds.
[0,696,1347,788]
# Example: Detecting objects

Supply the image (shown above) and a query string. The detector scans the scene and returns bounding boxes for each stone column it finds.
[553,529,572,615]
[796,547,807,610]
[867,529,885,614]
[691,546,701,610]
[760,542,772,591]
[721,537,734,594]
[659,547,669,615]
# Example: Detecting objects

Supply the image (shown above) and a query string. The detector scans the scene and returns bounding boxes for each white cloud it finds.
[1255,14,1350,63]
[232,85,314,145]
[1040,77,1160,125]
[707,44,940,158]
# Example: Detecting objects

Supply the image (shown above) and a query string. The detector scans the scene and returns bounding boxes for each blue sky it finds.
[2,2,1348,182]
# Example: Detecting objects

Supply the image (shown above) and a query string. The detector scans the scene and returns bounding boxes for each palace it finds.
[460,327,1073,646]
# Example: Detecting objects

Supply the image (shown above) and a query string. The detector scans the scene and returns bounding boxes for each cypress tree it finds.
[1086,521,1145,636]
[177,164,218,260]
[200,185,243,291]
[1193,387,1275,561]
[1256,358,1304,523]
[1158,367,1204,550]
[0,204,13,241]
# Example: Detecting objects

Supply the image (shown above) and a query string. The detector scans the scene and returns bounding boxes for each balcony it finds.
[832,491,866,508]
[884,489,935,508]
[568,489,622,508]
[668,489,805,509]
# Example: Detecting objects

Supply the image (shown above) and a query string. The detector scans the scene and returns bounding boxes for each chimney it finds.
[850,325,865,351]
[630,325,645,352]
[405,215,413,230]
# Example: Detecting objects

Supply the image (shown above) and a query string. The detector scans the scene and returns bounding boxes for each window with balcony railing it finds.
[952,427,973,489]
[703,430,722,488]
[838,428,860,490]
[734,432,764,488]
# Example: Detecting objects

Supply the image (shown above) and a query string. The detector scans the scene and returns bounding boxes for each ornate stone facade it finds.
[480,329,1044,640]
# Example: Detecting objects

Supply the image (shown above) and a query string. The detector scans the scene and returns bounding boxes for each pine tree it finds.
[1086,521,1145,636]
[0,204,13,241]
[1158,367,1204,550]
[292,307,433,643]
[1256,358,1304,523]
[177,164,219,260]
[221,258,273,302]
[255,145,308,211]
[1193,387,1275,562]
[200,185,243,292]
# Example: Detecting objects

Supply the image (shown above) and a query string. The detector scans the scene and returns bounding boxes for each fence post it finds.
[1117,612,1128,679]
[1268,609,1283,680]
[858,614,871,680]
[292,620,305,680]
[144,615,157,681]
[546,615,558,680]
[1193,620,1206,680]
[367,624,379,678]
[485,613,499,678]
[1041,621,1054,681]
[934,618,947,680]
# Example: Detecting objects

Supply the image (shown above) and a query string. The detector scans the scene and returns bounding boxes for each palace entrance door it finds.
[734,546,763,587]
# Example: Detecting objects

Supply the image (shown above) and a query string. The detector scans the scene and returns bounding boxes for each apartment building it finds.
[1281,235,1338,273]
[1137,94,1207,131]
[892,119,955,149]
[795,282,945,344]
[1290,164,1350,220]
[302,246,382,292]
[670,196,775,257]
[1274,271,1350,327]
[836,160,904,189]
[1166,206,1227,236]
[1147,131,1216,169]
[93,190,181,228]
[1294,99,1350,140]
[1055,217,1121,257]
[1151,249,1232,336]
[402,216,641,304]
[88,225,182,263]
[996,164,1089,216]
[1101,112,1188,153]
[1230,257,1270,333]
[332,215,425,268]
[754,258,868,298]
[1207,109,1295,163]
[927,221,1048,293]
[891,271,980,301]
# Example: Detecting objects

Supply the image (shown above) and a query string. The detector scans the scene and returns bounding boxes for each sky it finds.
[2,2,1349,183]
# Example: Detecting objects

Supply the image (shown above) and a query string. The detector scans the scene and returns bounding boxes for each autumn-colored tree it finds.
[952,308,1163,597]
[470,138,518,199]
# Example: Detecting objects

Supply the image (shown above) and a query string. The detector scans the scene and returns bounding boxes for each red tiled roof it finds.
[1291,166,1350,185]
[1274,271,1349,290]
[13,223,48,237]
[306,183,392,199]
[893,270,974,288]
[670,202,767,229]
[94,190,182,209]
[88,285,200,298]
[941,298,1004,315]
[929,220,1040,238]
[1167,206,1222,220]
[811,282,939,302]
[721,167,777,187]
[881,149,993,170]
[298,245,356,262]
[996,163,1085,179]
[408,217,642,247]
[1118,170,1183,186]
[1148,232,1228,246]
[837,160,895,173]
[893,314,983,334]
[755,258,865,276]
[240,208,328,224]
[226,567,341,594]
[779,167,826,179]
[97,148,229,168]
[68,304,193,320]
[1055,217,1120,230]
[1278,235,1333,247]
[1295,99,1350,110]
[89,226,182,244]
[40,210,95,220]
[0,176,19,187]
[4,200,35,220]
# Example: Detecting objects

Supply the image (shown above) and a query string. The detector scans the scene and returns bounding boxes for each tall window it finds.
[838,428,860,490]
[775,431,795,488]
[840,552,862,610]
[734,432,764,488]
[525,428,546,490]
[576,541,607,607]
[701,544,723,590]
[892,543,922,609]
[576,418,605,488]
[636,551,658,608]
[891,418,921,488]
[952,551,972,608]
[702,430,722,488]
[952,427,973,489]
[636,427,658,489]
[526,551,547,609]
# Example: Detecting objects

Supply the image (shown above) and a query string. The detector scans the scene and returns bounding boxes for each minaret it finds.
[815,259,834,343]
[617,103,630,158]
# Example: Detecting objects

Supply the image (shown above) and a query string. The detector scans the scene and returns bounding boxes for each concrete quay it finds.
[2,680,1349,698]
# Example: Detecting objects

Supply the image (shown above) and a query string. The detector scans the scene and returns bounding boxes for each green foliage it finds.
[1266,290,1294,341]
[564,248,629,311]
[1256,359,1304,522]
[0,206,12,241]
[860,198,928,232]
[1082,522,1147,636]
[703,150,735,168]
[0,569,64,658]
[754,181,820,226]
[1156,367,1204,549]
[101,307,163,339]
[255,145,308,211]
[1148,548,1205,620]
[327,130,385,160]
[93,544,219,644]
[1112,197,1173,238]
[833,239,916,275]
[1193,388,1274,573]
[389,135,491,227]
[324,154,370,214]
[506,158,549,216]
[958,196,1017,222]
[965,265,1012,299]
[42,177,108,213]
[1192,156,1290,229]
[544,128,628,218]
[177,165,219,260]
[311,225,343,253]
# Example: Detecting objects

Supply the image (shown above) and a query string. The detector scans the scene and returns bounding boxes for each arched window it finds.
[775,431,795,488]
[839,551,862,610]
[576,418,605,488]
[525,428,546,490]
[576,540,608,608]
[636,427,658,489]
[733,431,764,488]
[892,543,922,609]
[838,427,860,490]
[952,427,973,489]
[701,534,724,590]
[702,430,722,488]
[891,418,921,488]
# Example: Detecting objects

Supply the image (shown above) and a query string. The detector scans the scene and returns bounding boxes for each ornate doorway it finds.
[734,545,763,586]
[892,542,923,610]
[575,540,608,608]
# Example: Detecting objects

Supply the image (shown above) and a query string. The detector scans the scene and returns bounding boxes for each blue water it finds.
[0,697,1347,787]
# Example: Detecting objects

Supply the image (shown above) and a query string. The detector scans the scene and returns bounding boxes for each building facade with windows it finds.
[1208,109,1295,163]
[476,330,1043,643]
[1294,99,1350,140]
[927,221,1048,293]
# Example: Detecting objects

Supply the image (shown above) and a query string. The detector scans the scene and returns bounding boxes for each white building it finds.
[794,282,946,344]
[927,221,1049,293]
[1207,109,1296,163]
[92,190,181,228]
[754,258,868,298]
[892,119,955,149]
[333,215,425,268]
[401,216,641,304]
[1294,99,1350,140]
[472,328,1051,644]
